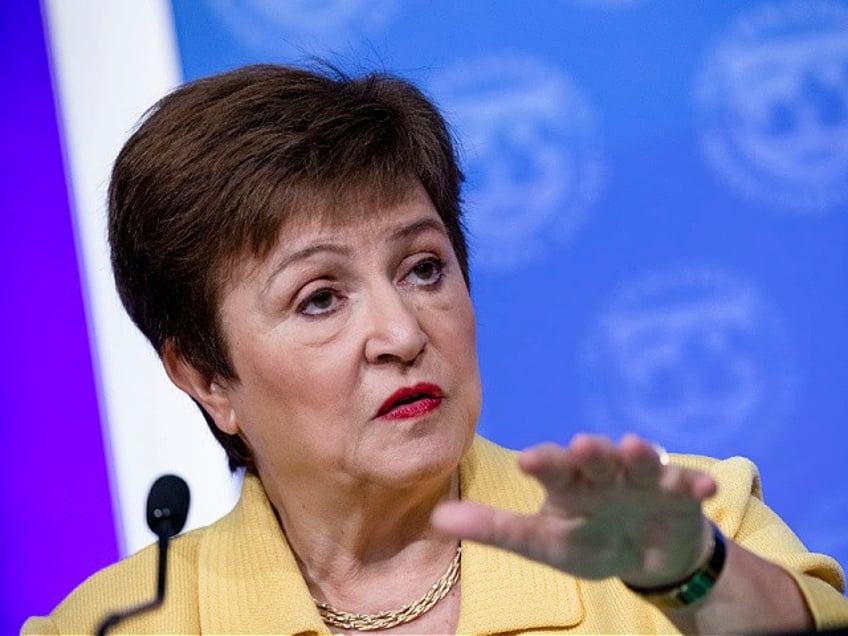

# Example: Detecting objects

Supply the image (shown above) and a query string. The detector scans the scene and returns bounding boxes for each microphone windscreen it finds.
[146,474,190,538]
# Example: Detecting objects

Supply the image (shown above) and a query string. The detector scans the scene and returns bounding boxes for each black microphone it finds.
[95,474,190,636]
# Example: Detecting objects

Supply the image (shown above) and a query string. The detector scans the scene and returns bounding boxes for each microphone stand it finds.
[95,474,188,635]
[95,523,172,636]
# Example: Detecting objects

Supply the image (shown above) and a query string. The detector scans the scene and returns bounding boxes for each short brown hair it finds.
[108,64,469,471]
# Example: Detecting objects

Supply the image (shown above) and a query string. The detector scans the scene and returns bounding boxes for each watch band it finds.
[624,523,726,608]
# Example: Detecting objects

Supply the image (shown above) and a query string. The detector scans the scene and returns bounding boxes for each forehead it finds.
[218,178,430,273]
[291,184,437,237]
[273,188,446,271]
[225,183,444,284]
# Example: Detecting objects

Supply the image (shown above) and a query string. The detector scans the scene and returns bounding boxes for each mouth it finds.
[376,382,444,420]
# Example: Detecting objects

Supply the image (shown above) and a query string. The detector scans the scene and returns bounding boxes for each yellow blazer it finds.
[23,436,848,634]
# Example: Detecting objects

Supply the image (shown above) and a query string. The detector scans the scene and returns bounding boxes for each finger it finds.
[431,501,529,548]
[657,464,718,501]
[691,472,718,499]
[518,443,577,492]
[569,434,619,485]
[619,434,662,487]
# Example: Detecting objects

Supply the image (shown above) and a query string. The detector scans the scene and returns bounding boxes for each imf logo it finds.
[579,267,796,450]
[430,54,604,268]
[695,1,848,212]
[202,0,398,56]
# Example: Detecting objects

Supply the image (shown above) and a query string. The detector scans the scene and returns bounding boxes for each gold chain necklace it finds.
[314,544,462,631]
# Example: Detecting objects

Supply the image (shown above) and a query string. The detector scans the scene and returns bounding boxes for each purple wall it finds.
[0,2,118,631]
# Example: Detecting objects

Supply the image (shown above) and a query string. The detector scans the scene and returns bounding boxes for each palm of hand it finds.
[432,434,716,587]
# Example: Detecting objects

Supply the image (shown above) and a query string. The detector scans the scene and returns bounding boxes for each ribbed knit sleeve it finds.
[676,453,848,630]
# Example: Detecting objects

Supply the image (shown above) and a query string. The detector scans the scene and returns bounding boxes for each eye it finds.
[405,257,445,287]
[297,288,342,316]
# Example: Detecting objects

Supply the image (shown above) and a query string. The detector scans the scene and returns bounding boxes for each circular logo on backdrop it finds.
[202,0,398,57]
[430,54,604,269]
[695,1,848,212]
[579,267,796,449]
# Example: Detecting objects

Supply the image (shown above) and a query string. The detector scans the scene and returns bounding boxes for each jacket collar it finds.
[196,470,328,634]
[456,437,584,633]
[197,436,583,634]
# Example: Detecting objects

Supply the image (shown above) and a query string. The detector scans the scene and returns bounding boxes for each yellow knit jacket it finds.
[23,436,848,634]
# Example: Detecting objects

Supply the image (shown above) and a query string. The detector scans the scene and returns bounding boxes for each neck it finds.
[260,465,461,612]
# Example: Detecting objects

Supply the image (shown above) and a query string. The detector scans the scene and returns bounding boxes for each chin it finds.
[371,432,468,488]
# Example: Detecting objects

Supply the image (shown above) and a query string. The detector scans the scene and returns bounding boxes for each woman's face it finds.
[211,185,481,494]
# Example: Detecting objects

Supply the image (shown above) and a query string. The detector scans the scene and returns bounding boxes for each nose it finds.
[363,284,428,365]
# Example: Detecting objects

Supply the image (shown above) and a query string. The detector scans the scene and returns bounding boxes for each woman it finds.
[24,64,848,634]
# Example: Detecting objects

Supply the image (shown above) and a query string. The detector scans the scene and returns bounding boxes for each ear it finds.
[162,342,240,436]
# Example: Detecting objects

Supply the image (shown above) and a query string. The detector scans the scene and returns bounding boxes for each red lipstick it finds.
[376,383,444,420]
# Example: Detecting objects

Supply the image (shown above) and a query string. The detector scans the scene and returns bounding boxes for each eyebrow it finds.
[262,243,351,296]
[262,216,448,292]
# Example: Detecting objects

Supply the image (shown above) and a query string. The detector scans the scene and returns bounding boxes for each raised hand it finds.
[432,433,717,588]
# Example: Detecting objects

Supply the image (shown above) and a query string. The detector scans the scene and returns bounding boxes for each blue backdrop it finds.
[170,0,848,564]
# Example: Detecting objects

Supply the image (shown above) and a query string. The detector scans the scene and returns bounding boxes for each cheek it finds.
[450,293,478,355]
[262,341,364,421]
[236,321,343,383]
[246,355,347,411]
[456,298,482,398]
[437,293,481,392]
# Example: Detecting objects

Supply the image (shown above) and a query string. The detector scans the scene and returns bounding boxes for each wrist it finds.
[623,521,727,609]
